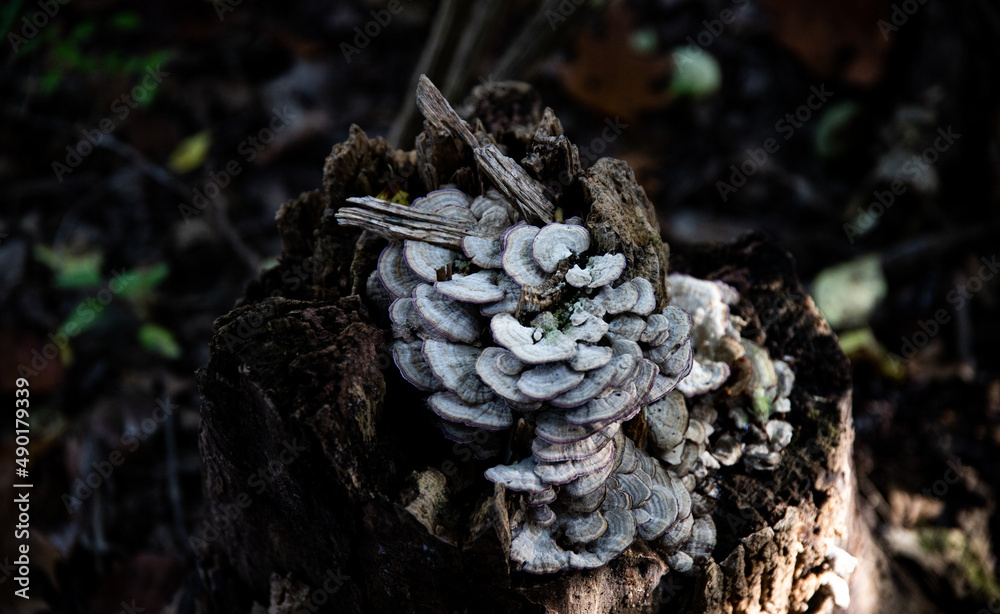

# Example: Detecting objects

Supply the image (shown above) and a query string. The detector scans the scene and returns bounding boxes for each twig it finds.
[387,0,460,148]
[441,0,504,101]
[492,0,603,82]
[337,196,474,247]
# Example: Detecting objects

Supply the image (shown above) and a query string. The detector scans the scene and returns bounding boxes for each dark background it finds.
[2,0,999,611]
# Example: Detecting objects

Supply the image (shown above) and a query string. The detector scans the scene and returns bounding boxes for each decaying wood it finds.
[416,75,554,224]
[336,196,473,248]
[197,78,900,614]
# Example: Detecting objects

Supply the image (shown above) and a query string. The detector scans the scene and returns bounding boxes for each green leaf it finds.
[34,245,104,288]
[138,323,182,359]
[117,262,170,301]
[811,253,887,330]
[57,296,111,341]
[168,132,211,174]
[814,101,861,159]
[669,46,721,99]
[110,12,141,31]
[70,21,96,41]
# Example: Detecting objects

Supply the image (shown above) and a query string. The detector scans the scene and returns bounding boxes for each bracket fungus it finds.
[335,79,799,578]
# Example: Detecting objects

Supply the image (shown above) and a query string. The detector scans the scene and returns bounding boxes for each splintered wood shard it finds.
[336,196,472,249]
[416,75,554,225]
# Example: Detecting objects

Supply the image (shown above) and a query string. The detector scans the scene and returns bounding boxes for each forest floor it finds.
[2,0,1000,612]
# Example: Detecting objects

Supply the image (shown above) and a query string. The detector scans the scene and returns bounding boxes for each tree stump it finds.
[194,80,897,613]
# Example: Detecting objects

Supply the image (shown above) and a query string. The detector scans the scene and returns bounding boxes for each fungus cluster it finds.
[340,184,799,575]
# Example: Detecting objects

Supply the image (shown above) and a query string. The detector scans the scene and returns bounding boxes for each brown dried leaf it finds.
[556,4,672,121]
[761,0,894,87]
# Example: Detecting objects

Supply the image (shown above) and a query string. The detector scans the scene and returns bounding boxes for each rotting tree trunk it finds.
[195,81,904,614]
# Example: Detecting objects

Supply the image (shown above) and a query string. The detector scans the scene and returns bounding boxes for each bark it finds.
[196,81,901,614]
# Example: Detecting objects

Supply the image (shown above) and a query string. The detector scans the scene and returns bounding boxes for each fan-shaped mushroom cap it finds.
[563,387,636,425]
[684,516,717,559]
[685,420,708,445]
[526,487,557,506]
[378,243,422,299]
[636,485,680,540]
[392,340,443,391]
[480,275,520,316]
[389,297,432,341]
[413,284,481,344]
[422,339,493,403]
[563,313,609,343]
[535,412,607,444]
[437,421,476,444]
[517,363,586,400]
[562,511,608,543]
[502,225,548,287]
[665,551,694,573]
[476,347,538,405]
[531,422,619,462]
[533,441,615,484]
[531,504,557,528]
[614,437,640,474]
[562,483,607,512]
[607,314,646,341]
[616,472,652,507]
[659,511,695,551]
[562,453,617,497]
[565,265,591,288]
[710,433,741,466]
[461,236,502,269]
[435,270,505,303]
[590,509,636,559]
[411,187,473,212]
[595,282,639,314]
[766,419,793,449]
[532,223,590,273]
[568,344,614,371]
[585,253,627,288]
[470,190,515,219]
[549,363,616,408]
[404,240,461,283]
[484,456,548,493]
[510,523,568,574]
[427,391,512,430]
[640,314,672,346]
[602,481,631,510]
[490,313,577,364]
[630,278,656,315]
[676,359,731,396]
